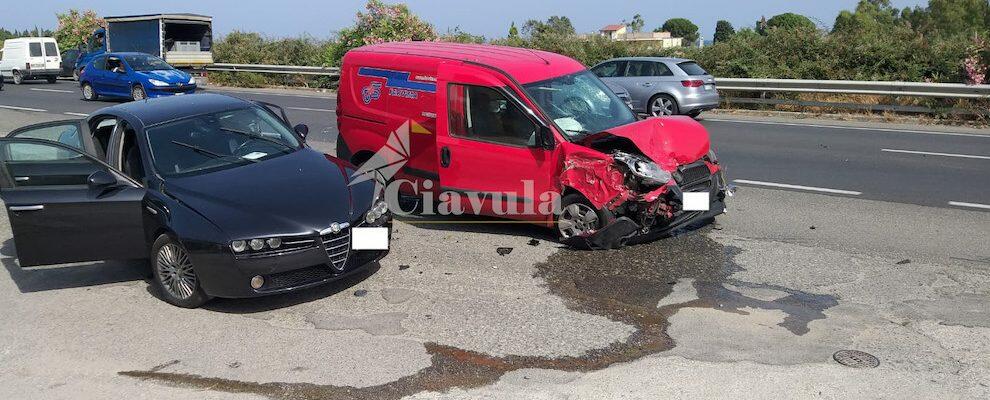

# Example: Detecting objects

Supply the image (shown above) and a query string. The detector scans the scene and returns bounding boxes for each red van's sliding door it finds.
[435,62,559,222]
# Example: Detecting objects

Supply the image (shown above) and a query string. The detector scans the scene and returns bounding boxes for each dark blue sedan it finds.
[79,52,197,101]
[0,94,391,308]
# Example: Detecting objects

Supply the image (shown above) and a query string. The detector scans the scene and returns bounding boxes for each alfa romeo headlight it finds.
[149,79,169,87]
[365,200,389,224]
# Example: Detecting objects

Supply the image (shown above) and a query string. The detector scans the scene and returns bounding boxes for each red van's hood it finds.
[579,117,710,170]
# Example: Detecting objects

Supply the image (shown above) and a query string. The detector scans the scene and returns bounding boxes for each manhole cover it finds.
[833,350,880,368]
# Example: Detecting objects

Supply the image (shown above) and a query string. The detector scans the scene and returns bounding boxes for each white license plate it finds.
[683,192,710,211]
[351,227,390,250]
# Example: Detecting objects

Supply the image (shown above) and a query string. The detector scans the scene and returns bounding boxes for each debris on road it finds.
[528,239,541,246]
[497,247,514,256]
[353,289,369,297]
[896,259,911,265]
[833,350,880,368]
[399,265,411,271]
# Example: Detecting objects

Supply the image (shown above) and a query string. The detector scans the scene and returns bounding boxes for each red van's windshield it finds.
[523,70,638,139]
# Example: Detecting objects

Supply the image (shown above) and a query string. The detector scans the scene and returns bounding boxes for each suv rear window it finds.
[677,61,708,76]
[44,42,57,56]
[29,43,42,57]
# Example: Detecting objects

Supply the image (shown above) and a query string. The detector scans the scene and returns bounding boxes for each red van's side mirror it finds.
[538,126,556,150]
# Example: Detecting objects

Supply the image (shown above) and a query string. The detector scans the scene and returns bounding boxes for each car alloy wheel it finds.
[82,84,96,101]
[155,243,198,301]
[651,96,676,116]
[132,85,147,101]
[12,71,23,85]
[558,203,602,239]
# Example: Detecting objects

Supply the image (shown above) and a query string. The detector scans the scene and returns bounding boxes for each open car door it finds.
[0,137,147,267]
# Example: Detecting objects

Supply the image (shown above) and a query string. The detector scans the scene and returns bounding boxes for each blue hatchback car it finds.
[80,52,197,101]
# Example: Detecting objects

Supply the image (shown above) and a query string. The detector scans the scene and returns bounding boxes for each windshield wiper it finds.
[219,127,295,151]
[170,141,257,163]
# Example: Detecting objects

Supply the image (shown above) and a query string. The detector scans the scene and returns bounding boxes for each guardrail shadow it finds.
[1,239,148,293]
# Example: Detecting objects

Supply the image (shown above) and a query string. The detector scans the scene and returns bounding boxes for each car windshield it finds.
[124,54,173,72]
[523,70,638,139]
[146,107,302,177]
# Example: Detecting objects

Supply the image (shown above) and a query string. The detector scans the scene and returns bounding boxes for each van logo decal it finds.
[362,82,382,105]
[358,67,437,94]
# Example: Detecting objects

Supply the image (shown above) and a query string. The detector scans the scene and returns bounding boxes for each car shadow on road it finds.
[395,213,559,242]
[0,239,148,293]
[202,262,382,314]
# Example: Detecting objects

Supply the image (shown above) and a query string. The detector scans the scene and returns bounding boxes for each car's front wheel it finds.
[12,70,23,85]
[81,83,97,101]
[131,85,147,101]
[556,193,614,241]
[151,234,211,308]
[649,94,679,116]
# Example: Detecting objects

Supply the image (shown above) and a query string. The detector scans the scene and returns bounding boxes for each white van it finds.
[0,37,62,84]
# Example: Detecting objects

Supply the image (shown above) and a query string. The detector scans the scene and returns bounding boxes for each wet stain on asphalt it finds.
[120,228,837,399]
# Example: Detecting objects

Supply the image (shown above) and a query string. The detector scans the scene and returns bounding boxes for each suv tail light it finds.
[681,80,704,88]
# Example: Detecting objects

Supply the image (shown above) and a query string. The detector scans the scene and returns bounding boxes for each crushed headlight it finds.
[613,152,672,186]
[365,200,389,224]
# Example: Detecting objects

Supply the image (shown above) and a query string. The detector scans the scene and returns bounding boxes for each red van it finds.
[336,42,731,249]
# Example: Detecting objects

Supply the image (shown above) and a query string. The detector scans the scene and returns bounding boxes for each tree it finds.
[759,13,816,35]
[54,9,104,49]
[658,18,699,45]
[918,0,990,37]
[523,16,576,38]
[508,22,519,39]
[628,14,645,33]
[440,27,485,44]
[714,20,735,42]
[329,0,436,65]
[833,0,899,35]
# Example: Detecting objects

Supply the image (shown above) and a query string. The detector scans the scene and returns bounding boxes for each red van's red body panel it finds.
[337,42,728,247]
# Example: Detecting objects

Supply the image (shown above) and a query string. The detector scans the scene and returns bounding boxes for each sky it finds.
[2,0,930,40]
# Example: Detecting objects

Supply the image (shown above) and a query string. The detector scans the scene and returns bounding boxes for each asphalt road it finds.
[0,83,989,399]
[1,80,987,212]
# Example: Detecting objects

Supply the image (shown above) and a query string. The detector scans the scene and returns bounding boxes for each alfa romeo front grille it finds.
[321,229,351,271]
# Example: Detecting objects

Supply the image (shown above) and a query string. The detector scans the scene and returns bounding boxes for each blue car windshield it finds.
[124,54,174,72]
[146,107,302,177]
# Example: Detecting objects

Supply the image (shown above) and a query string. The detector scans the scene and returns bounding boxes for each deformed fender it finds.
[559,150,634,210]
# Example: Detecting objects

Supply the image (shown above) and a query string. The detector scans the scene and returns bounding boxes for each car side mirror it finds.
[535,126,555,150]
[88,170,117,189]
[294,124,309,140]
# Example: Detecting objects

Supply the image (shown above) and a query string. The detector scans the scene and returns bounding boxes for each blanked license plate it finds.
[704,84,714,91]
[351,227,390,250]
[683,192,710,211]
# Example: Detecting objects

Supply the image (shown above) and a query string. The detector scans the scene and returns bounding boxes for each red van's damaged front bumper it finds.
[563,161,734,250]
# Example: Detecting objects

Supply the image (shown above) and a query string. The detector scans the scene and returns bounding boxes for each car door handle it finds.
[440,147,451,168]
[641,82,654,87]
[14,176,29,182]
[9,205,44,212]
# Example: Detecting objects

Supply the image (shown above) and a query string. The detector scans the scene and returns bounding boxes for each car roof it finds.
[351,42,586,84]
[95,94,254,128]
[599,56,695,64]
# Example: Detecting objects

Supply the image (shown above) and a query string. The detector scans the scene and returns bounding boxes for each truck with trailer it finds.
[74,14,214,78]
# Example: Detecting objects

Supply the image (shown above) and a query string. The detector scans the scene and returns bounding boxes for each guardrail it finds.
[205,63,340,77]
[715,78,990,99]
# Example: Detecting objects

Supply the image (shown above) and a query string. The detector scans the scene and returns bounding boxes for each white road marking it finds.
[0,104,47,112]
[734,179,863,195]
[881,148,990,160]
[705,118,990,139]
[63,112,89,117]
[949,201,990,210]
[30,88,75,94]
[288,107,335,112]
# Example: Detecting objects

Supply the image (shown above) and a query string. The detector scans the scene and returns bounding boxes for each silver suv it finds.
[591,57,719,117]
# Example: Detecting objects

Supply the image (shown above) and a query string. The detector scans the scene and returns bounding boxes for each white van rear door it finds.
[27,42,45,70]
[43,41,60,71]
